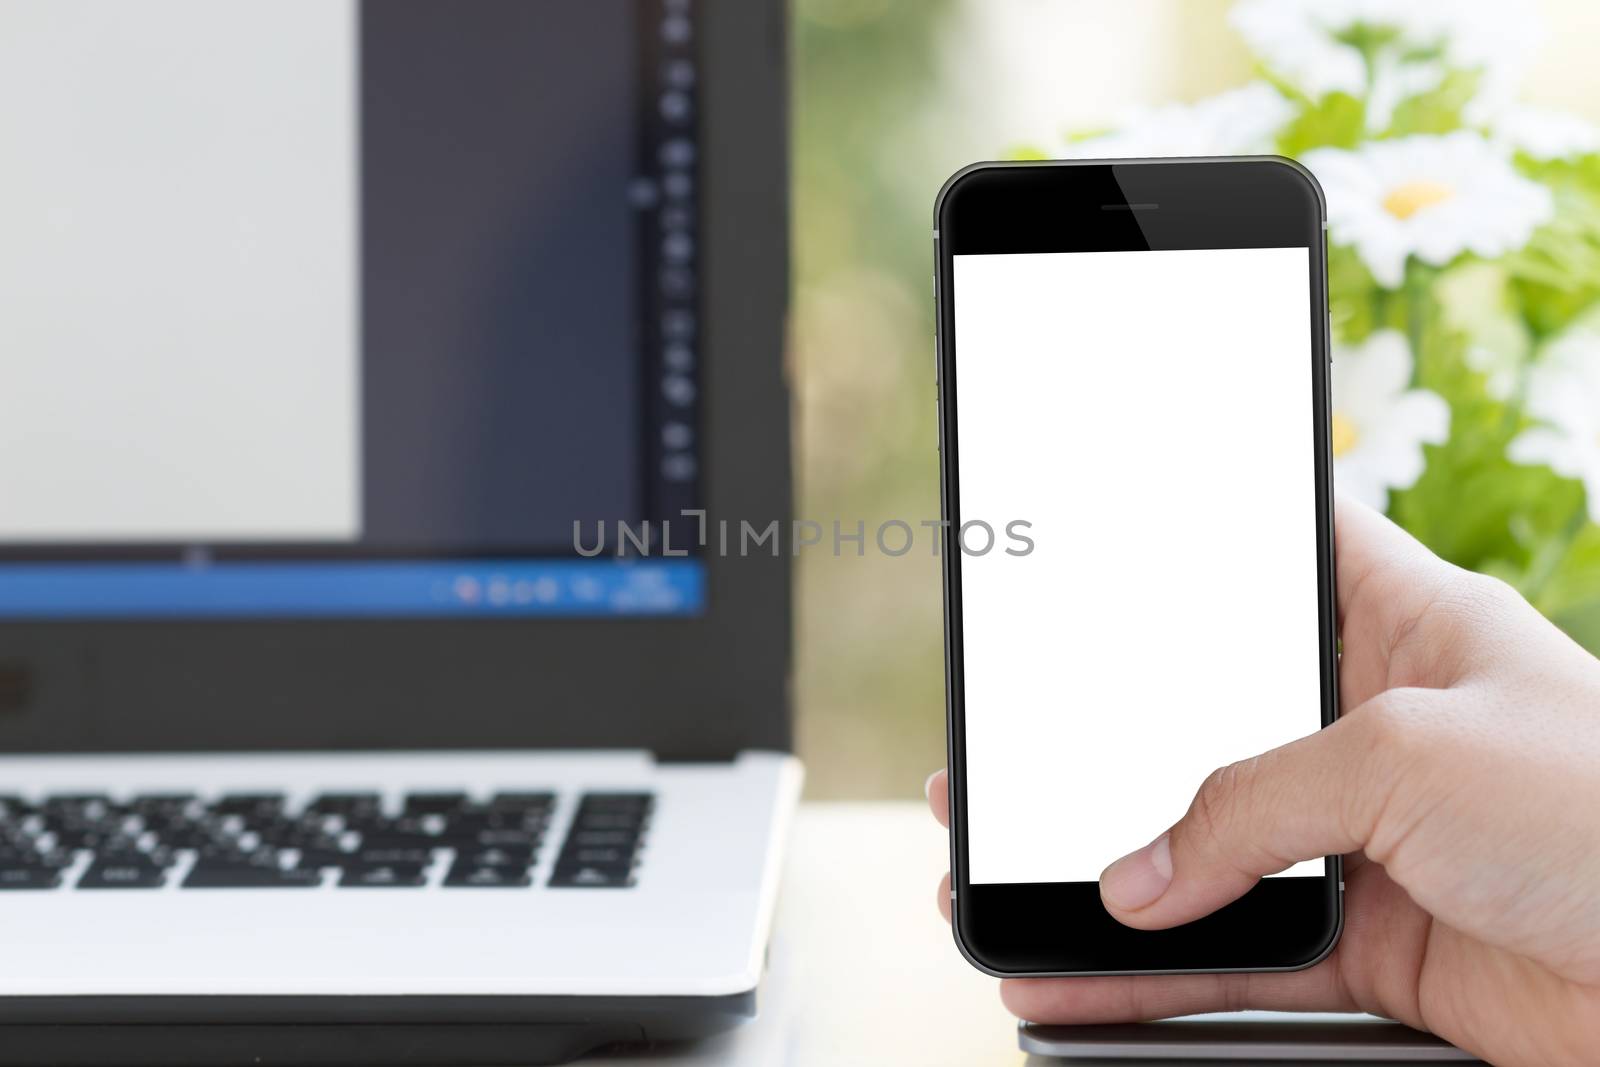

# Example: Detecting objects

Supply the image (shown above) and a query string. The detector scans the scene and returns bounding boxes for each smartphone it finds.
[934,157,1340,976]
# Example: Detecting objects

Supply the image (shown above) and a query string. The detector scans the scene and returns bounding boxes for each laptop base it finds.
[0,992,753,1066]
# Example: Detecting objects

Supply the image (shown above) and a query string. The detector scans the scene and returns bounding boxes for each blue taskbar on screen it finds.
[0,558,706,618]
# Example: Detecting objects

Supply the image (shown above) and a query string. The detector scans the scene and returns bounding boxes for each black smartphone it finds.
[934,157,1341,977]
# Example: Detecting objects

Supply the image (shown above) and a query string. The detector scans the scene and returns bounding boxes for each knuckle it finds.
[1458,568,1517,607]
[1190,762,1248,855]
[1436,569,1520,634]
[1357,688,1445,771]
[1383,567,1512,660]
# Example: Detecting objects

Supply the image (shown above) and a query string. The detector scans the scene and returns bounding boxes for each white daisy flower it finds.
[1231,0,1392,100]
[1331,330,1450,510]
[1508,329,1600,521]
[1229,0,1539,131]
[1494,106,1600,162]
[1304,132,1553,288]
[1059,83,1292,159]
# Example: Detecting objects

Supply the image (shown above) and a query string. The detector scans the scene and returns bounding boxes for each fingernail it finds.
[1100,833,1173,911]
[924,770,942,803]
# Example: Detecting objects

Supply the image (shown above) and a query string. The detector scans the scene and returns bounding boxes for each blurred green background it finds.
[789,0,1600,799]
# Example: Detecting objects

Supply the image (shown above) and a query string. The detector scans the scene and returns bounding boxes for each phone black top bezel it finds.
[933,157,1342,978]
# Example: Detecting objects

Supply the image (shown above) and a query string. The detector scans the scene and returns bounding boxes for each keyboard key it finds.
[99,844,175,869]
[253,815,339,848]
[549,862,635,889]
[0,867,63,890]
[185,863,321,889]
[79,861,167,890]
[403,793,468,815]
[579,792,653,810]
[444,819,488,838]
[444,862,531,888]
[295,848,359,870]
[568,846,632,866]
[357,830,439,851]
[155,823,230,850]
[211,794,285,818]
[565,829,635,848]
[304,793,382,817]
[470,828,542,850]
[339,863,427,888]
[356,847,435,866]
[488,792,554,811]
[460,846,536,867]
[568,812,646,832]
[130,794,196,814]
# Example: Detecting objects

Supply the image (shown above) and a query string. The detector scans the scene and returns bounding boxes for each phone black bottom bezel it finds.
[956,874,1341,977]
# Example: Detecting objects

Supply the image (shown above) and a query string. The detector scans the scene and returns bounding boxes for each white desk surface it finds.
[599,801,1025,1066]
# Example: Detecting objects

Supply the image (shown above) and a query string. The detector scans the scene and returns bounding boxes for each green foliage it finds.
[1277,91,1365,154]
[1540,525,1600,643]
[1391,343,1581,579]
[1506,158,1600,336]
[1327,244,1380,341]
[1005,144,1051,161]
[1384,69,1480,138]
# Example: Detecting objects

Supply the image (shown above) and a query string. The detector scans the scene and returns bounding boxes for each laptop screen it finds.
[0,0,703,618]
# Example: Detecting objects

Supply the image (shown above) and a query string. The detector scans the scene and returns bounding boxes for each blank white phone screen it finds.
[953,247,1326,884]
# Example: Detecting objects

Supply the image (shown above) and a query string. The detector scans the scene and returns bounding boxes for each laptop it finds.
[0,1,797,1063]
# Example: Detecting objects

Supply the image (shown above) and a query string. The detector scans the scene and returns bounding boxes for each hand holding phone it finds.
[929,495,1600,1064]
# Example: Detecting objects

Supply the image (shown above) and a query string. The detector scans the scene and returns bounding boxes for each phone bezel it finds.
[934,157,1342,977]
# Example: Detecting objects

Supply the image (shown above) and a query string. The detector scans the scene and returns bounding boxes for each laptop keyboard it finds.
[0,791,652,891]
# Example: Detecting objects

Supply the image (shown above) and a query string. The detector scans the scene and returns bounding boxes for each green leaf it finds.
[1503,155,1600,335]
[1550,590,1600,652]
[1277,92,1366,154]
[1530,521,1600,616]
[1004,144,1050,161]
[1382,68,1479,138]
[1327,244,1381,342]
[1332,21,1405,55]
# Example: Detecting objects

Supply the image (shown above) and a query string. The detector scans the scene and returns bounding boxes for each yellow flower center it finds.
[1331,412,1359,457]
[1382,180,1455,220]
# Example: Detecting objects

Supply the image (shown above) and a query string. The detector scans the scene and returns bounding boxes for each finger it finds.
[1332,495,1464,708]
[1099,699,1408,929]
[1000,959,1356,1025]
[1332,494,1444,625]
[936,870,951,923]
[926,769,949,828]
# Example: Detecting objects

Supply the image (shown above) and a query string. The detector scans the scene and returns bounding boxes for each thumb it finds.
[1097,704,1396,929]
